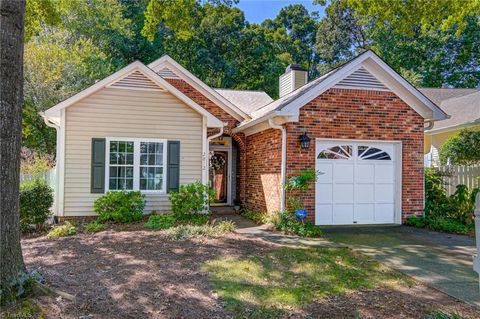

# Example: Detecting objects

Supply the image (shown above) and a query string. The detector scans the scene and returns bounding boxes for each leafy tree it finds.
[0,0,27,304]
[440,130,480,166]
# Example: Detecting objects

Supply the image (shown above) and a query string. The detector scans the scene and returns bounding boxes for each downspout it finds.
[268,118,286,212]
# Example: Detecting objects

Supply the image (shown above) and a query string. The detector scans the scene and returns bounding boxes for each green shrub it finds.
[405,215,473,235]
[47,221,77,238]
[424,167,450,217]
[84,220,105,233]
[448,185,479,225]
[169,182,215,218]
[19,180,54,232]
[405,215,428,228]
[426,311,463,319]
[185,213,210,225]
[273,211,322,237]
[144,213,176,230]
[94,191,145,223]
[166,220,236,240]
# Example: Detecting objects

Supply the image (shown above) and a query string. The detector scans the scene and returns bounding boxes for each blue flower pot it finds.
[294,209,307,221]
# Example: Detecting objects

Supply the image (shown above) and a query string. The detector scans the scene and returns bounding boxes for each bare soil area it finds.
[4,229,480,319]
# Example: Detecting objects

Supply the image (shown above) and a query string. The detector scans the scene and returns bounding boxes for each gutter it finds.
[268,119,286,212]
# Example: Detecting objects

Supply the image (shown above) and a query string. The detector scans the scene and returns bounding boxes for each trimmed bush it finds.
[169,182,215,218]
[19,180,53,232]
[47,221,77,238]
[84,220,106,233]
[94,191,145,223]
[144,213,176,230]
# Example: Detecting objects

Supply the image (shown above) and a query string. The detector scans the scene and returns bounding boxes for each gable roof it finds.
[42,61,224,128]
[423,90,480,133]
[237,50,448,131]
[214,89,273,115]
[148,55,251,121]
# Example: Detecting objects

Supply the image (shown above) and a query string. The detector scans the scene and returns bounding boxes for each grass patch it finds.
[203,247,410,317]
[166,220,236,240]
[47,221,77,238]
[84,220,105,233]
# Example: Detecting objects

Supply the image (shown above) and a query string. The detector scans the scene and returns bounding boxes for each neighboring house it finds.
[42,50,447,226]
[420,88,480,167]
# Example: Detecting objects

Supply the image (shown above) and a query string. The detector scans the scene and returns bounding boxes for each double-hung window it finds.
[106,138,167,193]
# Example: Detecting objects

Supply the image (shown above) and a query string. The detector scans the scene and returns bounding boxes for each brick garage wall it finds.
[285,88,424,223]
[245,128,282,212]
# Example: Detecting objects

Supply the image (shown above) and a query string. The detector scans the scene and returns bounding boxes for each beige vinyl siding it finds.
[64,87,203,216]
[294,70,307,90]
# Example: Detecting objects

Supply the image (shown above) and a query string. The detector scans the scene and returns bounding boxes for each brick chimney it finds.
[279,64,308,97]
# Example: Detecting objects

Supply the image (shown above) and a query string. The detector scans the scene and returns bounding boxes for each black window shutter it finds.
[167,141,180,193]
[91,138,106,193]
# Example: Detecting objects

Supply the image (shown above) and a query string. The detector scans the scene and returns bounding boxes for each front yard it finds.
[2,227,479,319]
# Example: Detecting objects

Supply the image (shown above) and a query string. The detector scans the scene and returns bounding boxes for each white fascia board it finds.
[43,61,223,128]
[148,55,250,121]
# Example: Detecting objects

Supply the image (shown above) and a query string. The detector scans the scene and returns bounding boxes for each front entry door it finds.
[209,150,229,204]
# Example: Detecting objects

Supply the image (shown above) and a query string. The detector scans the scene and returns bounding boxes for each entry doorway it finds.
[209,137,232,205]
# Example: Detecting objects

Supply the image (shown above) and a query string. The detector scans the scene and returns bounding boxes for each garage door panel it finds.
[355,164,374,183]
[375,184,394,203]
[316,184,333,204]
[332,204,354,224]
[334,184,353,203]
[355,184,374,203]
[375,204,395,223]
[315,204,333,225]
[355,204,375,223]
[333,164,354,183]
[375,164,395,182]
[317,163,333,183]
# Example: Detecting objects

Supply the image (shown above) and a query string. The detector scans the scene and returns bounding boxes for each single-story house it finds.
[42,50,447,225]
[420,88,480,167]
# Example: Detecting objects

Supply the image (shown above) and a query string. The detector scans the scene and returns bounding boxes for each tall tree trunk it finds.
[0,0,26,302]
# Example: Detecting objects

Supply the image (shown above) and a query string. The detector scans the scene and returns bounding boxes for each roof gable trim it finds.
[44,61,223,128]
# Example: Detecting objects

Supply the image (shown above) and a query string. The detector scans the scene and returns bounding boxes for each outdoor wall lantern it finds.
[299,131,311,150]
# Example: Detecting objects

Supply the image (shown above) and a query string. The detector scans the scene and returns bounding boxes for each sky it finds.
[234,0,326,24]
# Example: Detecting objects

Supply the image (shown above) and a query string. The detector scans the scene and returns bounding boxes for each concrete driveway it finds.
[323,226,479,307]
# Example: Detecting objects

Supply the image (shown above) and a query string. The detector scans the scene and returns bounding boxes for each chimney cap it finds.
[286,64,306,72]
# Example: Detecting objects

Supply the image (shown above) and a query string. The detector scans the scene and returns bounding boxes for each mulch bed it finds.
[7,228,480,319]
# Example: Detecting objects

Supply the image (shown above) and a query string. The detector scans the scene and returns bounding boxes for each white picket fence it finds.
[20,168,56,192]
[438,164,480,194]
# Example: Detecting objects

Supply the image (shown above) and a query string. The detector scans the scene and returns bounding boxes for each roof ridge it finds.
[214,88,270,93]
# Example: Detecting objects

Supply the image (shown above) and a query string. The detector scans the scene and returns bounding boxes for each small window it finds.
[140,142,164,191]
[317,145,353,160]
[109,141,134,190]
[358,146,391,160]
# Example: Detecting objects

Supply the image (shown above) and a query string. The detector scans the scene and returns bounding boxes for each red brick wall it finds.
[244,128,282,212]
[285,88,424,223]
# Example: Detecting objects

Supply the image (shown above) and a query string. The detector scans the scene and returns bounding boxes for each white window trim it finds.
[105,137,168,194]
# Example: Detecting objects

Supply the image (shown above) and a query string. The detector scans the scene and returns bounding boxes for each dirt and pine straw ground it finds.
[3,226,480,319]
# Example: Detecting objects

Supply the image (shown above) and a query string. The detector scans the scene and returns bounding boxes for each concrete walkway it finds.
[323,226,479,307]
[215,212,341,248]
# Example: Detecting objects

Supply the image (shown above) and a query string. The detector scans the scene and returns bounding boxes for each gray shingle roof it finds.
[421,89,480,132]
[214,89,273,115]
[419,88,480,105]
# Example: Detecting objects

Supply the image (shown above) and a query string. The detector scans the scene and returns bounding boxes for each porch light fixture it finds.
[299,131,311,150]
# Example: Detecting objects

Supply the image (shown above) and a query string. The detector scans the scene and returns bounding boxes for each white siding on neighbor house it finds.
[64,87,203,216]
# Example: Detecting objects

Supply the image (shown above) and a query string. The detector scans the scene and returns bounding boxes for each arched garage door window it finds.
[317,145,353,160]
[357,146,391,160]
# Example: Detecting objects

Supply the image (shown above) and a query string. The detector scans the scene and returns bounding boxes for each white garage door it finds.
[315,140,399,225]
